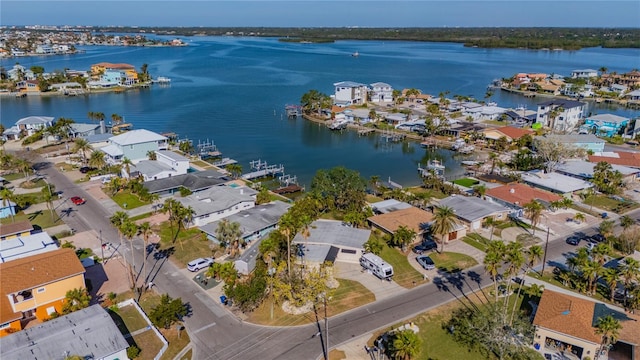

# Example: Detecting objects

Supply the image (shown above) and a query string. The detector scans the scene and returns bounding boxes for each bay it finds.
[2,37,639,187]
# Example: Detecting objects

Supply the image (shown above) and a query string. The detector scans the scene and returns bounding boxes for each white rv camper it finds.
[360,253,394,280]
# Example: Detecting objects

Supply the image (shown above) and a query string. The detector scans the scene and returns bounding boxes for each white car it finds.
[187,257,214,272]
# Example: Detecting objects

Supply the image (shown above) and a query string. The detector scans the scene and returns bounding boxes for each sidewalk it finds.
[524,275,625,312]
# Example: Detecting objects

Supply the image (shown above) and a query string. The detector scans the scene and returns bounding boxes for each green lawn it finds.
[452,178,479,188]
[191,160,213,168]
[1,211,62,230]
[379,245,426,288]
[462,233,491,252]
[429,252,478,273]
[2,172,25,181]
[112,191,149,209]
[156,222,212,268]
[583,194,640,213]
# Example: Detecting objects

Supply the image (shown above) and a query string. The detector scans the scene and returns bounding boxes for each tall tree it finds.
[121,220,139,292]
[523,200,543,236]
[595,315,622,357]
[61,288,91,315]
[0,187,16,222]
[72,137,92,166]
[138,221,153,290]
[432,206,457,253]
[88,150,106,171]
[389,329,422,360]
[109,211,130,248]
[41,184,56,221]
[121,157,133,178]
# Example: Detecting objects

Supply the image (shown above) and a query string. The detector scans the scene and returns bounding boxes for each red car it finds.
[70,196,86,205]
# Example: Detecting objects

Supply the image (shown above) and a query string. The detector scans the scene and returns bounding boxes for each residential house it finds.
[588,151,640,169]
[0,304,129,360]
[99,129,168,164]
[537,134,606,153]
[368,206,466,243]
[618,70,640,88]
[333,81,368,106]
[0,248,86,337]
[15,116,55,137]
[143,169,229,195]
[0,232,59,263]
[581,114,630,137]
[292,220,371,266]
[0,200,17,220]
[91,62,138,80]
[369,82,393,103]
[343,107,373,124]
[369,199,413,214]
[0,221,33,241]
[624,89,640,101]
[463,105,508,121]
[533,290,639,360]
[16,80,40,93]
[556,159,639,183]
[570,69,598,79]
[7,64,34,81]
[562,84,594,99]
[521,170,593,197]
[1,126,21,141]
[49,82,83,93]
[483,126,535,143]
[434,195,511,231]
[485,183,562,217]
[128,150,189,181]
[178,185,257,227]
[35,44,54,54]
[535,100,585,132]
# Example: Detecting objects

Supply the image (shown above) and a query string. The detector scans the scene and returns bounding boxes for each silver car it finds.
[187,257,214,272]
[416,255,435,270]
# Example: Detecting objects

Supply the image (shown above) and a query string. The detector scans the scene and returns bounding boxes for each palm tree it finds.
[599,220,615,243]
[121,220,138,292]
[595,315,622,357]
[392,225,416,252]
[72,138,92,166]
[602,267,619,301]
[121,157,132,178]
[484,241,505,302]
[110,113,122,125]
[523,200,544,236]
[432,206,457,253]
[390,329,422,360]
[226,163,243,179]
[109,211,130,248]
[573,212,586,224]
[0,187,16,222]
[483,217,497,241]
[14,158,32,181]
[61,288,91,314]
[473,184,487,199]
[147,150,157,161]
[41,184,56,221]
[88,150,106,172]
[138,222,153,290]
[369,175,380,196]
[619,258,640,309]
[620,215,634,233]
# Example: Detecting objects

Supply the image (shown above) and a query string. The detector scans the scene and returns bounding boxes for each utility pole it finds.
[541,226,550,275]
[324,294,328,360]
[99,229,104,263]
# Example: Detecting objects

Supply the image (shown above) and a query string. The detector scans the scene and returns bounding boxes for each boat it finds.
[328,120,348,130]
[458,145,475,154]
[285,104,302,118]
[352,51,359,57]
[451,138,466,150]
[153,76,171,84]
[418,159,445,178]
[461,160,481,166]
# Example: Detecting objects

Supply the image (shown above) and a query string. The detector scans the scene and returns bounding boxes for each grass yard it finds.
[462,233,491,252]
[429,252,478,273]
[1,210,62,230]
[155,222,212,268]
[366,194,384,203]
[133,329,165,360]
[112,191,149,209]
[379,245,426,288]
[2,172,25,181]
[583,194,640,213]
[191,160,214,168]
[116,304,150,332]
[247,278,375,326]
[452,178,480,188]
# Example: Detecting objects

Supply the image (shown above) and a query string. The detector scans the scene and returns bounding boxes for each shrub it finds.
[127,345,141,359]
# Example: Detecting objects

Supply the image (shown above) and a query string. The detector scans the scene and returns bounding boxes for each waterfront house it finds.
[463,105,508,121]
[333,81,368,105]
[35,44,54,54]
[434,195,511,231]
[609,84,628,95]
[535,100,585,132]
[16,80,40,93]
[1,126,21,141]
[369,199,413,214]
[556,159,639,183]
[530,80,563,96]
[0,231,59,263]
[49,82,83,93]
[581,113,630,137]
[368,206,466,243]
[292,220,371,267]
[562,84,594,99]
[0,221,33,241]
[483,126,534,143]
[521,170,594,197]
[143,169,229,195]
[202,201,290,274]
[0,248,86,337]
[178,185,257,227]
[100,129,168,164]
[128,150,189,181]
[343,108,373,124]
[485,183,562,217]
[536,134,606,153]
[7,64,34,81]
[532,290,639,360]
[0,304,129,360]
[588,151,640,169]
[624,89,640,101]
[15,116,55,136]
[369,82,393,103]
[90,62,138,80]
[570,69,598,79]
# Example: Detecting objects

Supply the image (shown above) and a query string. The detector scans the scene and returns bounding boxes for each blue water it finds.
[2,37,639,187]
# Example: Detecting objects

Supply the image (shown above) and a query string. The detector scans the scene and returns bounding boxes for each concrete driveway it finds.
[334,262,407,301]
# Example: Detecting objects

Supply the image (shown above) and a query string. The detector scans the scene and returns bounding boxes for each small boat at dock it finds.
[418,159,445,178]
[153,77,171,84]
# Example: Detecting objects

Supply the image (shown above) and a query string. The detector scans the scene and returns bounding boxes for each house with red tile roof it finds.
[483,126,535,143]
[485,183,562,217]
[0,248,86,337]
[533,290,639,360]
[588,151,640,169]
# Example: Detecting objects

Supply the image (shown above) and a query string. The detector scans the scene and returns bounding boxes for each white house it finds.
[100,129,168,164]
[179,185,257,227]
[333,81,368,105]
[463,105,508,121]
[369,82,393,103]
[15,116,55,136]
[128,150,190,181]
[535,100,585,132]
[571,69,598,79]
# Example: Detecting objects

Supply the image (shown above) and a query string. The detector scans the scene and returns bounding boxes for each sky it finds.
[2,0,639,28]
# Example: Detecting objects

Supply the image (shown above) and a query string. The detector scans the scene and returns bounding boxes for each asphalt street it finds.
[28,153,640,360]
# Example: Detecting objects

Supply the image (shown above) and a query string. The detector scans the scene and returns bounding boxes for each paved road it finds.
[26,153,640,360]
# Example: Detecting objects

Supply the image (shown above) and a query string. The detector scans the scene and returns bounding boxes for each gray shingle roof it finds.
[293,220,371,249]
[143,170,228,193]
[179,186,255,216]
[156,150,189,162]
[15,116,54,125]
[130,160,174,178]
[537,99,585,109]
[200,201,291,239]
[109,129,167,146]
[436,195,511,223]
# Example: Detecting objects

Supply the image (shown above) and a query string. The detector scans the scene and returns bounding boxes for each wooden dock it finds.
[213,158,237,167]
[241,160,284,180]
[358,128,375,136]
[273,184,304,194]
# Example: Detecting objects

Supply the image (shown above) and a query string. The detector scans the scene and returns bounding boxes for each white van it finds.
[360,253,394,280]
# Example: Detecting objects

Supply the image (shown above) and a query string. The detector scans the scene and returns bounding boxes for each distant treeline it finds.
[88,27,640,49]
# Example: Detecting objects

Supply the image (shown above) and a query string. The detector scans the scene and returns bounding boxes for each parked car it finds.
[586,242,596,251]
[566,236,580,246]
[79,166,96,174]
[412,240,438,254]
[187,257,214,272]
[416,255,435,270]
[591,234,606,243]
[70,196,86,205]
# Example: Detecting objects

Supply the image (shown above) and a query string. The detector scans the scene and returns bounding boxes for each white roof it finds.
[15,116,54,125]
[334,81,367,88]
[556,160,639,178]
[370,199,413,214]
[156,150,189,162]
[587,113,629,124]
[293,220,371,249]
[100,144,124,157]
[109,129,167,146]
[522,171,594,193]
[179,186,256,216]
[0,232,59,263]
[436,196,511,222]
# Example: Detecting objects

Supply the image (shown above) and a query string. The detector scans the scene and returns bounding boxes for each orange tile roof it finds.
[0,220,33,238]
[486,183,562,206]
[589,152,640,168]
[533,290,600,343]
[492,126,534,141]
[92,62,135,69]
[367,207,433,234]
